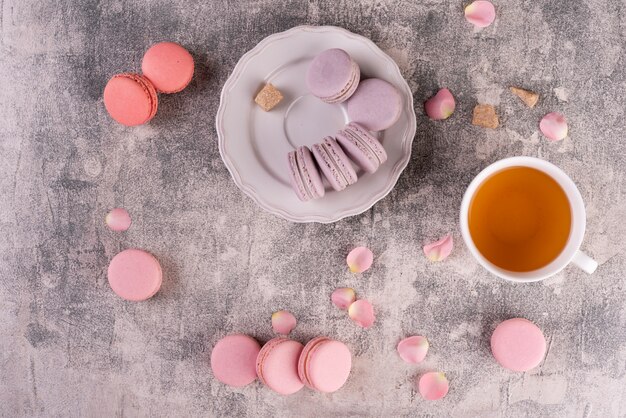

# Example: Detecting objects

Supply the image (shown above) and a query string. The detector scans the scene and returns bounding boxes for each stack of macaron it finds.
[287,48,402,201]
[104,41,194,126]
[287,122,388,201]
[211,334,352,395]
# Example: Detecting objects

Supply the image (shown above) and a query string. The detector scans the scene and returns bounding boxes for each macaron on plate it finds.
[216,25,416,223]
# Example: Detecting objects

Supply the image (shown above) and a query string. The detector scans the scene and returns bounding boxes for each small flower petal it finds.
[423,235,453,262]
[348,300,375,328]
[271,310,297,335]
[418,372,449,400]
[425,88,456,120]
[397,336,429,364]
[540,112,568,141]
[347,247,373,273]
[105,208,132,232]
[332,288,356,310]
[465,1,496,28]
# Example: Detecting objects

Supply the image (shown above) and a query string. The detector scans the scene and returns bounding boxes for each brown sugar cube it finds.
[509,86,539,108]
[472,104,499,129]
[255,83,283,111]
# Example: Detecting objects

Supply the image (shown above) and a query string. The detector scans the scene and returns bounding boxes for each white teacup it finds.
[460,156,598,282]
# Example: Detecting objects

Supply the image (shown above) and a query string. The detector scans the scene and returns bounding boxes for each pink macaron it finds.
[306,48,360,104]
[336,122,388,174]
[287,146,325,201]
[347,78,402,131]
[256,338,305,395]
[298,337,352,393]
[107,249,162,301]
[103,73,158,126]
[311,136,358,191]
[142,41,195,94]
[211,334,261,387]
[491,318,547,372]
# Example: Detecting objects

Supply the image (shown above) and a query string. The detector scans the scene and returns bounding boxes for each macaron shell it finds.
[348,122,388,165]
[336,131,378,173]
[107,248,162,301]
[306,49,358,103]
[256,338,304,395]
[491,318,547,372]
[211,334,261,387]
[336,123,387,174]
[325,137,357,185]
[347,78,402,131]
[104,74,158,126]
[312,142,346,191]
[142,42,194,93]
[306,339,352,393]
[256,337,286,385]
[298,336,329,388]
[324,61,361,104]
[296,146,325,199]
[287,151,309,201]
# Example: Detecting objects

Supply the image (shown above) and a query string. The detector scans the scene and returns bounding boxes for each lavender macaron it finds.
[287,146,325,202]
[336,122,388,174]
[347,78,402,131]
[306,49,360,104]
[311,137,358,192]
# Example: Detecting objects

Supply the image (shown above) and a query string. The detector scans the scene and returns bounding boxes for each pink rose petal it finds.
[540,112,568,141]
[397,336,429,364]
[347,247,373,273]
[465,0,496,28]
[348,300,375,328]
[423,235,453,262]
[418,372,449,400]
[425,88,456,120]
[271,310,297,335]
[105,208,132,232]
[332,288,356,310]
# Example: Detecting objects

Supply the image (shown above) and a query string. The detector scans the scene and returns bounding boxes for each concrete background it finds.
[1,0,625,416]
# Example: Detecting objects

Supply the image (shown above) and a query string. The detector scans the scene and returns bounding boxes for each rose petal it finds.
[423,235,453,262]
[418,372,450,400]
[425,88,456,120]
[105,208,132,232]
[540,112,568,141]
[271,310,297,335]
[397,336,429,364]
[465,1,496,28]
[348,300,375,328]
[347,247,373,273]
[332,288,356,310]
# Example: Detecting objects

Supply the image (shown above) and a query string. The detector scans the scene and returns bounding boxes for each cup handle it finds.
[571,250,598,274]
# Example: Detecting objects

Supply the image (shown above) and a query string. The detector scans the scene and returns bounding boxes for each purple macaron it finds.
[287,146,325,201]
[311,136,358,191]
[306,49,360,104]
[346,78,402,131]
[336,122,388,174]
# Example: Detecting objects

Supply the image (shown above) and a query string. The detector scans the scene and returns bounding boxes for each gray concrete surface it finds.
[1,0,625,416]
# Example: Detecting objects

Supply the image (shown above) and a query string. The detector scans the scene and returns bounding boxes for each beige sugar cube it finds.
[509,86,539,108]
[254,83,283,111]
[472,104,499,129]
